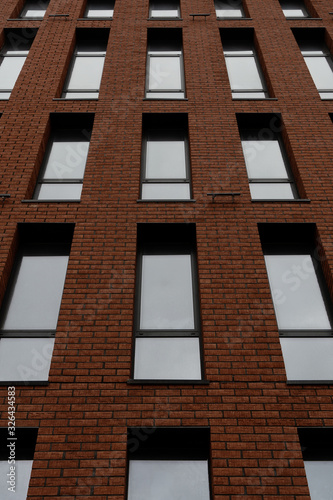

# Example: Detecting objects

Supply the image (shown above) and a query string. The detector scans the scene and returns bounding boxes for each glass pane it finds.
[233,92,267,98]
[146,140,186,179]
[304,57,333,90]
[62,92,99,99]
[134,337,201,379]
[283,8,307,17]
[0,338,55,382]
[242,140,289,179]
[148,56,182,90]
[36,183,83,200]
[0,57,26,90]
[142,183,190,200]
[2,255,69,330]
[66,56,105,90]
[140,254,194,329]
[21,8,46,17]
[0,460,33,499]
[146,91,185,99]
[265,255,331,330]
[43,141,89,180]
[304,461,333,499]
[215,0,244,17]
[250,183,294,199]
[0,92,11,99]
[151,9,179,17]
[280,338,333,382]
[226,56,263,90]
[280,0,308,17]
[128,460,210,500]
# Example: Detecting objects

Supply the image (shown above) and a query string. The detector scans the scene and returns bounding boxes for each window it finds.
[127,427,211,500]
[0,428,37,500]
[293,29,333,100]
[146,29,185,99]
[259,224,333,383]
[214,0,246,18]
[0,29,36,100]
[298,428,333,500]
[61,29,109,99]
[141,114,191,200]
[149,0,181,18]
[20,0,49,18]
[33,114,94,201]
[84,0,114,18]
[133,224,202,381]
[279,0,309,18]
[0,224,74,383]
[237,114,298,200]
[221,29,269,99]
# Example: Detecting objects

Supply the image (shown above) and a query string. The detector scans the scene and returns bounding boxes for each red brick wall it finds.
[1,0,333,498]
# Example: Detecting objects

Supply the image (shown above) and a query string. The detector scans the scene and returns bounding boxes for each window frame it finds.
[298,427,333,499]
[0,224,74,385]
[33,119,93,202]
[221,30,269,99]
[240,127,298,200]
[19,0,49,18]
[61,31,109,100]
[140,115,192,201]
[279,0,309,18]
[259,223,333,384]
[83,0,115,19]
[127,427,212,500]
[214,0,246,19]
[0,427,38,498]
[149,0,181,19]
[132,224,204,383]
[293,29,333,100]
[145,29,185,100]
[0,30,36,100]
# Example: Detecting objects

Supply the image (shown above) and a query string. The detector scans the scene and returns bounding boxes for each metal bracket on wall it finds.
[190,13,210,20]
[207,192,241,202]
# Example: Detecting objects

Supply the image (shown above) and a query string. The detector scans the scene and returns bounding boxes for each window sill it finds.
[53,97,99,101]
[143,97,188,101]
[0,381,49,386]
[216,17,252,20]
[286,380,332,385]
[127,379,210,385]
[137,199,195,203]
[7,17,44,20]
[285,17,322,20]
[232,97,278,100]
[148,17,183,20]
[22,199,81,203]
[77,17,113,20]
[251,198,310,203]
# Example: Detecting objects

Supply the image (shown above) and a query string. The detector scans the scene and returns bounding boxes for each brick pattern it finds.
[0,0,333,498]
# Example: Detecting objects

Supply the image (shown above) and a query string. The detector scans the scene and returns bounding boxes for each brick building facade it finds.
[1,0,333,498]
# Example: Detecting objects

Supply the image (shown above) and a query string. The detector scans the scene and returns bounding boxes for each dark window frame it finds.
[83,0,115,19]
[214,0,247,19]
[33,114,94,202]
[61,29,109,99]
[146,29,186,99]
[132,224,204,383]
[127,427,212,500]
[259,223,333,339]
[240,126,299,200]
[149,0,181,19]
[140,114,192,200]
[279,0,310,18]
[19,0,49,18]
[220,29,270,99]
